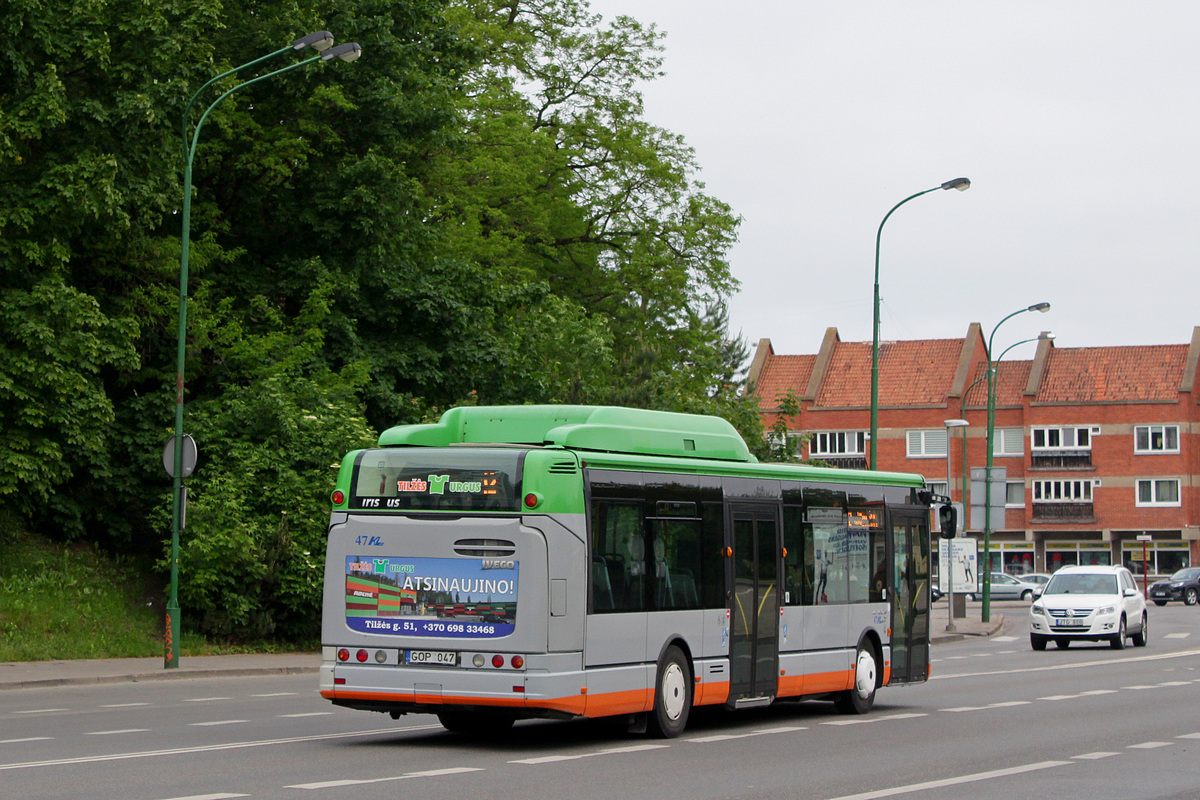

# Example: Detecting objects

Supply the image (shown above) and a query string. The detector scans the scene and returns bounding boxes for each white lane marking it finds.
[252,692,297,697]
[189,720,248,727]
[1073,752,1119,759]
[1164,633,1191,639]
[101,702,151,708]
[933,647,1200,681]
[161,794,248,800]
[821,760,1072,800]
[278,712,334,718]
[1124,685,1161,690]
[821,713,927,726]
[0,738,53,744]
[1158,681,1191,686]
[13,709,66,714]
[1039,690,1118,701]
[0,728,398,772]
[942,701,1031,712]
[511,743,669,764]
[289,767,484,789]
[1128,741,1173,749]
[1176,733,1200,739]
[184,697,231,703]
[993,636,1019,642]
[689,725,806,741]
[86,729,150,736]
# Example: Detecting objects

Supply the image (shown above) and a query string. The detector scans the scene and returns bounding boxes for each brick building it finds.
[747,325,1200,580]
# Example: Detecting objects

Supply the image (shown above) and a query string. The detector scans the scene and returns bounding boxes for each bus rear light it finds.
[523,492,542,508]
[374,650,387,663]
[356,649,369,663]
[512,686,525,693]
[492,654,505,668]
[510,655,524,669]
[331,490,345,505]
[473,654,486,668]
[337,648,350,662]
[334,677,346,685]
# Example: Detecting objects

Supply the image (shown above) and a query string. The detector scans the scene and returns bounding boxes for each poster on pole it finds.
[939,538,979,595]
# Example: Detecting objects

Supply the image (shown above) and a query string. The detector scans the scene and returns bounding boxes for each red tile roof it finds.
[754,354,816,409]
[815,339,964,407]
[1035,346,1188,403]
[962,361,1033,407]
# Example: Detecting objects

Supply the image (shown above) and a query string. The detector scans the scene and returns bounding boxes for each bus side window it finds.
[591,500,645,612]
[782,506,804,605]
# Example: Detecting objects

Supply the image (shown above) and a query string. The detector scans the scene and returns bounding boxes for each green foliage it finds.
[0,528,162,661]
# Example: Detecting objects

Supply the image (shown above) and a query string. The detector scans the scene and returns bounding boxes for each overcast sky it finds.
[585,0,1200,360]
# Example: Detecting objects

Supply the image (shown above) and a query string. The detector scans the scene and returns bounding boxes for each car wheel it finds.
[835,640,879,714]
[1154,600,1168,607]
[1110,616,1127,650]
[1186,588,1198,606]
[1030,634,1048,651]
[1054,638,1070,649]
[1132,612,1149,647]
[1021,590,1033,602]
[647,645,692,738]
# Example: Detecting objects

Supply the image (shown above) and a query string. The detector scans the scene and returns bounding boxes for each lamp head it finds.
[1039,332,1055,341]
[944,419,970,428]
[941,177,971,192]
[294,31,335,51]
[1028,302,1051,313]
[322,42,362,62]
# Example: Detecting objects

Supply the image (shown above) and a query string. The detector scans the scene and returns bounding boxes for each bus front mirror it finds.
[938,505,957,539]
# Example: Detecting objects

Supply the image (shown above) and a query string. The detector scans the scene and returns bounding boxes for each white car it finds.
[1029,565,1148,650]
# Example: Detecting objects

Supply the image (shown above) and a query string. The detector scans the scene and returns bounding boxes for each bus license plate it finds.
[406,649,458,666]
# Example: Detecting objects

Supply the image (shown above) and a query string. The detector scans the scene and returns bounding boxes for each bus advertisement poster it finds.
[344,555,518,638]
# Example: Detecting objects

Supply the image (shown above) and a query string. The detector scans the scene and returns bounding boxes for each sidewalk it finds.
[930,611,1008,644]
[0,652,319,691]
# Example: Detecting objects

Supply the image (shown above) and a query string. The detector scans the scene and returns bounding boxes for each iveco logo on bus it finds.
[481,559,516,570]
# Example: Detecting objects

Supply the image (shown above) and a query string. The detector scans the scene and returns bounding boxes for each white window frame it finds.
[809,430,866,457]
[1136,478,1181,507]
[906,429,947,458]
[993,427,1025,457]
[1134,424,1180,455]
[1032,479,1094,502]
[1005,480,1025,508]
[1032,426,1095,451]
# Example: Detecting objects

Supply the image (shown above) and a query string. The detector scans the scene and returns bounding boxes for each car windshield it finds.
[1170,568,1200,580]
[1043,573,1118,595]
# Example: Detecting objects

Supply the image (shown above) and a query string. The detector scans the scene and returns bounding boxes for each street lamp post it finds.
[166,34,362,669]
[981,306,1051,622]
[943,418,969,632]
[870,178,970,469]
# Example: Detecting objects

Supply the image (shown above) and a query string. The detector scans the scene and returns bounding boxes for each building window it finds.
[1032,426,1092,451]
[994,428,1024,457]
[1005,481,1024,508]
[1033,480,1093,502]
[1136,478,1180,507]
[810,431,866,457]
[1135,425,1179,454]
[906,429,947,458]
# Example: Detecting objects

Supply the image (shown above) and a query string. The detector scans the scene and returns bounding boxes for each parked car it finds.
[986,572,1041,601]
[1017,572,1052,587]
[1030,565,1148,650]
[1148,567,1200,606]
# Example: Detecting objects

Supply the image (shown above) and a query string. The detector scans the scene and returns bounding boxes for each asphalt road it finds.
[3,601,1200,800]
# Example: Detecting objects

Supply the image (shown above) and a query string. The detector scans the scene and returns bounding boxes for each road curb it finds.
[0,665,318,691]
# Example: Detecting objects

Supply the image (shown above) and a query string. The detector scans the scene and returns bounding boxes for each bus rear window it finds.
[350,448,524,512]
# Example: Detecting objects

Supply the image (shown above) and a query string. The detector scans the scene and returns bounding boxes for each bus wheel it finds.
[647,645,692,738]
[436,709,514,736]
[835,642,877,714]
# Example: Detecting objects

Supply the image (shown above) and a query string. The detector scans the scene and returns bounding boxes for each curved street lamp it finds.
[980,305,1051,622]
[869,178,971,469]
[167,34,363,668]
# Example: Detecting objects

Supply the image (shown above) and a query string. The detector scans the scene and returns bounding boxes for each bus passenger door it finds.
[727,504,780,705]
[887,507,931,684]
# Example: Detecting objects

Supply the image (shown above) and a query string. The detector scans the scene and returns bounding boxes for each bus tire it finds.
[436,709,514,736]
[835,641,877,714]
[647,645,692,738]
